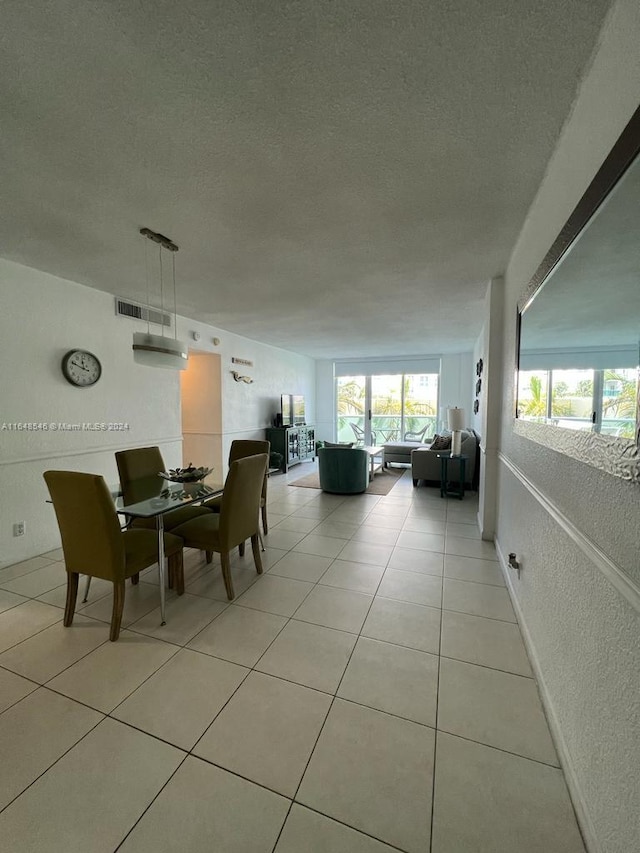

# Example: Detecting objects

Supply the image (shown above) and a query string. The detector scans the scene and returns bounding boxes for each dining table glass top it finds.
[114,475,224,518]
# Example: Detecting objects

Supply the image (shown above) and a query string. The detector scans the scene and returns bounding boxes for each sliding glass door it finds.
[336,372,438,446]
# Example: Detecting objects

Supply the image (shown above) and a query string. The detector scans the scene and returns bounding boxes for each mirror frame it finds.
[514,104,640,483]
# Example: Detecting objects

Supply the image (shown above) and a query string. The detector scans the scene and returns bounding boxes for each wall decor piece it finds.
[232,357,253,367]
[476,378,482,396]
[61,349,102,387]
[476,358,484,376]
[473,399,479,414]
[231,370,253,384]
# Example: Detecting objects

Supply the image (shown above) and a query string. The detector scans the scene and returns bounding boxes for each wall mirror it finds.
[514,106,640,482]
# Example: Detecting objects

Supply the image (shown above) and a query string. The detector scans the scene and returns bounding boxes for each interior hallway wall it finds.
[0,259,315,566]
[495,2,640,850]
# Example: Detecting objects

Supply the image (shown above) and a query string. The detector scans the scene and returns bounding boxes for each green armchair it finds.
[318,446,369,494]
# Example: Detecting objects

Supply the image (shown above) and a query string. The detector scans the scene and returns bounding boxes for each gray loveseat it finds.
[411,429,479,487]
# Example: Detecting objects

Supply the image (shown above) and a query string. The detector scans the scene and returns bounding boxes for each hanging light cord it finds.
[144,238,151,334]
[158,244,164,338]
[172,252,178,340]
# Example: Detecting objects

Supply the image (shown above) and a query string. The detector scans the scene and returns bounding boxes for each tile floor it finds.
[0,467,586,852]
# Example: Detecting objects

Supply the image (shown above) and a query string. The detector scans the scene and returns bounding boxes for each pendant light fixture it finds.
[132,227,188,370]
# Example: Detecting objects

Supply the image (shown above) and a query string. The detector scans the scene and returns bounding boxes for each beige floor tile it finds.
[127,593,227,645]
[438,657,557,765]
[0,556,55,584]
[444,554,505,586]
[119,756,289,853]
[293,585,373,633]
[275,805,400,852]
[319,559,385,594]
[445,521,481,539]
[0,562,67,597]
[431,733,585,853]
[231,546,288,571]
[0,687,102,810]
[351,525,400,546]
[327,507,372,524]
[402,516,447,534]
[0,615,108,683]
[41,548,64,561]
[294,533,347,558]
[195,671,332,796]
[443,578,516,622]
[406,506,446,522]
[311,520,359,539]
[396,530,445,553]
[0,601,62,654]
[80,581,167,627]
[47,630,178,712]
[263,528,308,550]
[186,561,259,601]
[0,666,38,713]
[360,513,404,530]
[37,576,113,610]
[188,604,287,666]
[256,620,356,693]
[337,540,394,567]
[445,536,497,560]
[388,546,444,576]
[236,574,314,617]
[0,718,183,853]
[297,699,434,853]
[288,504,334,520]
[338,637,438,726]
[268,551,333,582]
[273,516,321,534]
[377,569,442,607]
[0,589,28,614]
[441,609,532,676]
[113,648,247,750]
[362,596,441,654]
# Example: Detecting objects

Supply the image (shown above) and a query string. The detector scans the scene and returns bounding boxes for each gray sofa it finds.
[411,429,479,487]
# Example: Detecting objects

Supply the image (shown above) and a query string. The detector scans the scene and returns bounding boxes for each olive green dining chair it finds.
[171,453,268,600]
[115,446,212,531]
[115,445,211,588]
[44,470,184,641]
[204,439,270,555]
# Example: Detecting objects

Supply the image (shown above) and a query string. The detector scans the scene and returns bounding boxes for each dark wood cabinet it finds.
[266,426,316,473]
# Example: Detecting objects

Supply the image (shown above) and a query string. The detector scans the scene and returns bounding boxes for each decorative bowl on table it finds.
[158,465,213,483]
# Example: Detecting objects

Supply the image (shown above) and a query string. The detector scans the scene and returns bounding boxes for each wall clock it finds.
[61,349,102,387]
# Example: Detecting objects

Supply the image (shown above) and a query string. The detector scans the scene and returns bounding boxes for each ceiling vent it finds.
[115,298,171,328]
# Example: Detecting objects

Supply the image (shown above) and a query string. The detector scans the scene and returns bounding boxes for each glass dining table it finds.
[114,476,224,626]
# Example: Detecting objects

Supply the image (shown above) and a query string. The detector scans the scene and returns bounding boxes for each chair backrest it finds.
[349,423,365,444]
[228,440,270,501]
[43,471,125,581]
[115,446,165,485]
[219,454,268,550]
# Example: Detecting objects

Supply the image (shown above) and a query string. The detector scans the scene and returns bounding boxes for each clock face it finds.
[61,350,102,387]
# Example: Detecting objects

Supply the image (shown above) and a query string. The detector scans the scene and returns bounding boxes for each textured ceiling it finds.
[0,0,612,359]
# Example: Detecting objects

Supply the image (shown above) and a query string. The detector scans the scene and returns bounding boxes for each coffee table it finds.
[362,445,385,481]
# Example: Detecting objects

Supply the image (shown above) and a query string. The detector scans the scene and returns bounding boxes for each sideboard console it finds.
[266,425,316,473]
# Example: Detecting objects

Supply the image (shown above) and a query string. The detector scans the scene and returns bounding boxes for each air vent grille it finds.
[115,298,171,328]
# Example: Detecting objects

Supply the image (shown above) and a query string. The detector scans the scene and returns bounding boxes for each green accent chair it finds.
[318,446,369,494]
[171,453,268,600]
[44,470,184,641]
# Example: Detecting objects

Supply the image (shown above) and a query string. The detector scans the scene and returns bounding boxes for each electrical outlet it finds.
[13,521,25,537]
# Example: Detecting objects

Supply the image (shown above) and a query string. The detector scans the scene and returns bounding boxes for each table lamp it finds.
[447,407,465,456]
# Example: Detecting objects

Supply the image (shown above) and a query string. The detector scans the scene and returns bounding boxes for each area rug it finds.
[289,466,404,495]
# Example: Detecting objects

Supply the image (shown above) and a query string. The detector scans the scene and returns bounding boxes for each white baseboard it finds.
[494,537,601,853]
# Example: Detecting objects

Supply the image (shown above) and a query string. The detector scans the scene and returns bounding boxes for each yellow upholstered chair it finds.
[171,453,268,600]
[44,470,184,641]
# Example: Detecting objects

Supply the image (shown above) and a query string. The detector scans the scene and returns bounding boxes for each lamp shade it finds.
[447,407,465,431]
[132,332,188,370]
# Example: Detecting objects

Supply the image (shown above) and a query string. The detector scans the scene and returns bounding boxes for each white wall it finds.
[0,258,315,567]
[496,2,640,850]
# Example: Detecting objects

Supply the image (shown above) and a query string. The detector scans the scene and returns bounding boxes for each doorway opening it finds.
[180,352,223,478]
